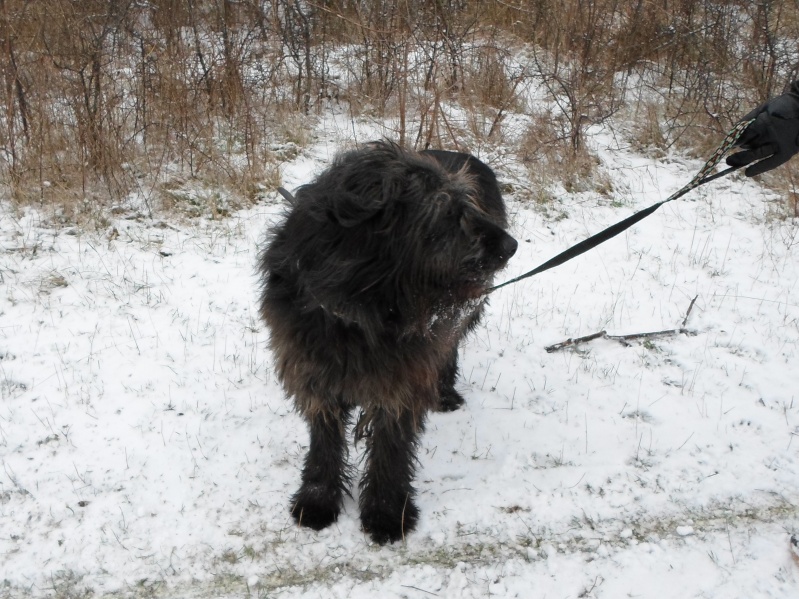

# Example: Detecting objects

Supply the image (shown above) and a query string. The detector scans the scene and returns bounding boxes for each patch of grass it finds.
[519,111,613,204]
[624,99,668,159]
[1,496,796,598]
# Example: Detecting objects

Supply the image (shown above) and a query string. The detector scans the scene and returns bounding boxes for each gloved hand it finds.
[726,83,799,176]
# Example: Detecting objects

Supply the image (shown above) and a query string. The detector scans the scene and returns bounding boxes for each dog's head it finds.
[417,175,518,299]
[267,142,517,330]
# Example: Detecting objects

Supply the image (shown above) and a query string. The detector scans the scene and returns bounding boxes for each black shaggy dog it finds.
[259,141,517,544]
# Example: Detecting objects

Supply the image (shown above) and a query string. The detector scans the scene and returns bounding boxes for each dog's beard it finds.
[456,278,489,299]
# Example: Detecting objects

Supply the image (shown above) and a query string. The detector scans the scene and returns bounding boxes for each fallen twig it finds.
[545,296,699,353]
[682,295,698,327]
[544,331,607,353]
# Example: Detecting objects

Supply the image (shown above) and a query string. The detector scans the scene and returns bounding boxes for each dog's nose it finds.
[501,235,518,259]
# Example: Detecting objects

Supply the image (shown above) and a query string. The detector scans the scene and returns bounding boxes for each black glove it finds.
[726,83,799,176]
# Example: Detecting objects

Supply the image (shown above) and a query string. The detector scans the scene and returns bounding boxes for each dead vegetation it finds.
[1,1,798,221]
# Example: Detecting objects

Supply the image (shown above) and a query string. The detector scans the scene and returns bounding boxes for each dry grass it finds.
[519,111,613,201]
[1,1,798,220]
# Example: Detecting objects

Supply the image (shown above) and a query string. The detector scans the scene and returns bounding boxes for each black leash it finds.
[277,187,296,205]
[488,119,754,293]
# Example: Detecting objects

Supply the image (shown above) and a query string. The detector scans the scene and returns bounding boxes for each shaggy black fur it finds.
[259,141,517,544]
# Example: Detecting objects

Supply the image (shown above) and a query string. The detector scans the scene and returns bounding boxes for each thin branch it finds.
[545,296,699,353]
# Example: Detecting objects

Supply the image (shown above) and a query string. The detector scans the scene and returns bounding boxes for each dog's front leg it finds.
[358,406,425,544]
[290,402,352,530]
[437,345,466,412]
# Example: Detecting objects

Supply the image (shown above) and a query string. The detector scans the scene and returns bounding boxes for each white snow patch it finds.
[1,116,798,597]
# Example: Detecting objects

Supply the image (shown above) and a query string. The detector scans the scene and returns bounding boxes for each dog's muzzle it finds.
[498,234,518,262]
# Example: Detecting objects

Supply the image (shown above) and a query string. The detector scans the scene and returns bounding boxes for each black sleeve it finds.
[725,81,799,176]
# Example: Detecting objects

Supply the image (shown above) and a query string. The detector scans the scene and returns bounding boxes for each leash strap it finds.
[488,119,754,293]
[277,187,296,204]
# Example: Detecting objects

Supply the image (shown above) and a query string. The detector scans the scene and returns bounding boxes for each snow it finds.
[1,116,798,598]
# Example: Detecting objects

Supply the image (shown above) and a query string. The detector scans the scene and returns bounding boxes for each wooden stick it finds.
[682,295,698,327]
[544,296,699,353]
[545,331,607,353]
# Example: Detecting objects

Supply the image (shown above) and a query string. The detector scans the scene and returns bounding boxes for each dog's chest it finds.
[425,298,483,340]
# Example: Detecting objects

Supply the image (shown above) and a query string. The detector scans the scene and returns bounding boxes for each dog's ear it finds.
[327,144,440,227]
[329,191,383,227]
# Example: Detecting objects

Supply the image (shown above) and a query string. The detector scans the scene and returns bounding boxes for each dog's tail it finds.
[277,187,296,205]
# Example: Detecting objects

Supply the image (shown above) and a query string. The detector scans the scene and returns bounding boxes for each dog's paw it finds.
[436,386,465,412]
[360,498,419,544]
[290,486,341,531]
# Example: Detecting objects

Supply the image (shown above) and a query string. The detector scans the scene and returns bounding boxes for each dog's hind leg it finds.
[290,402,352,530]
[358,407,424,544]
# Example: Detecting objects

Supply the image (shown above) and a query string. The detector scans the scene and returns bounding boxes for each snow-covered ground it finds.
[2,114,798,598]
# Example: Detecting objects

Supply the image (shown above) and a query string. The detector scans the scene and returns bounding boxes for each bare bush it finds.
[1,0,798,219]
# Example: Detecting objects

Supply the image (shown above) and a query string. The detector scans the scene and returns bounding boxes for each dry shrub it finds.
[2,0,799,221]
[459,42,520,108]
[753,167,799,222]
[519,112,612,200]
[0,0,295,222]
[459,44,524,140]
[625,100,668,159]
